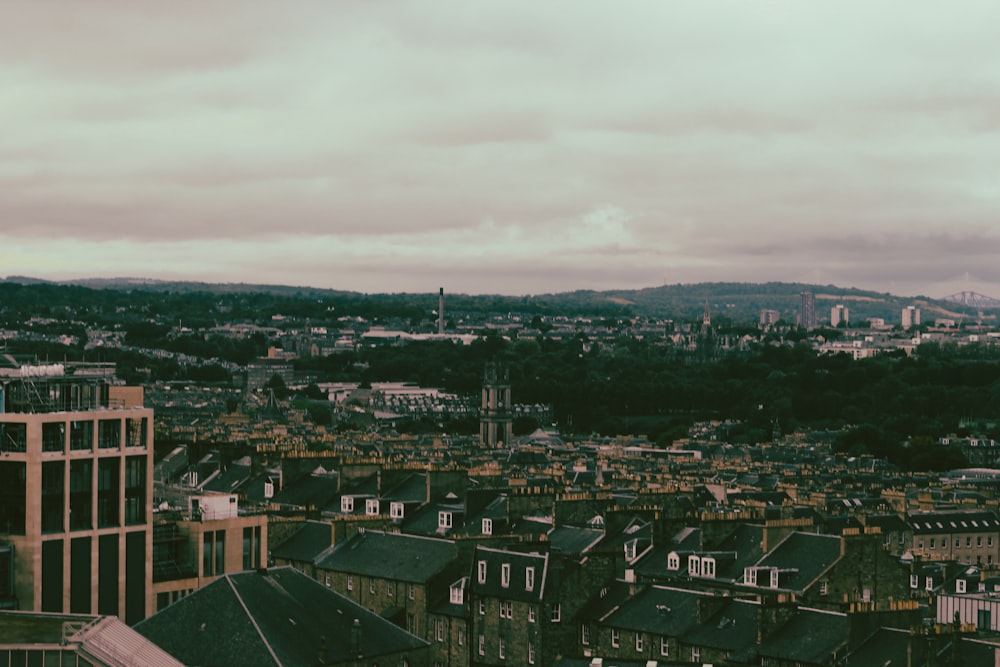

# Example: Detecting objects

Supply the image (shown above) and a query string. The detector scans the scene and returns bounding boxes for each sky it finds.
[3,1,1000,298]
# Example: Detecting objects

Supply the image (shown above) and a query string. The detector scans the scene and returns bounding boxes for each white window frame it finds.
[688,554,701,576]
[910,574,918,589]
[581,624,590,645]
[347,575,353,591]
[436,620,444,642]
[438,511,452,529]
[528,607,536,623]
[769,568,780,589]
[501,563,511,588]
[408,583,415,600]
[660,636,670,657]
[692,647,700,662]
[341,496,354,513]
[957,579,967,593]
[482,518,493,535]
[528,641,535,665]
[526,566,535,591]
[478,560,487,584]
[390,501,404,519]
[745,567,757,586]
[635,632,644,652]
[820,580,829,596]
[667,552,680,571]
[387,581,394,597]
[611,628,620,648]
[926,577,934,591]
[702,556,716,578]
[450,581,464,605]
[478,634,485,656]
[551,603,561,623]
[479,600,486,615]
[498,636,505,660]
[366,498,379,516]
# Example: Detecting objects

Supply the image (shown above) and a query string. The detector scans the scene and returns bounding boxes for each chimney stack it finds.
[438,287,445,335]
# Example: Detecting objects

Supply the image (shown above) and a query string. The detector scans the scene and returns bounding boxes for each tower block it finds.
[480,362,513,448]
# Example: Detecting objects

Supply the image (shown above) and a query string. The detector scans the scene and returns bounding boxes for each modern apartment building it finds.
[0,359,154,624]
[799,292,817,330]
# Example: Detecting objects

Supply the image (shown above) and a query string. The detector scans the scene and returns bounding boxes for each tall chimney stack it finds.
[438,287,445,335]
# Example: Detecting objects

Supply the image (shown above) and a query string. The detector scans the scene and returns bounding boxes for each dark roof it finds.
[548,525,604,555]
[314,530,456,583]
[270,468,340,510]
[135,567,427,666]
[380,472,427,503]
[471,546,548,603]
[757,608,848,664]
[202,460,252,494]
[270,520,334,564]
[680,598,760,653]
[750,532,842,592]
[599,585,710,638]
[907,510,1000,534]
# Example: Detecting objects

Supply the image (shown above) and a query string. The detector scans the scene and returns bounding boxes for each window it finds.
[526,566,535,591]
[498,637,505,660]
[390,501,404,519]
[910,574,918,589]
[528,641,535,665]
[124,456,146,525]
[42,422,65,453]
[243,526,261,569]
[967,537,973,547]
[820,580,829,596]
[957,579,967,593]
[97,458,119,528]
[479,600,486,615]
[624,540,636,562]
[408,583,415,600]
[347,575,353,591]
[978,536,983,547]
[0,423,27,453]
[387,581,394,597]
[667,552,680,570]
[482,518,492,535]
[366,499,379,516]
[688,555,701,576]
[528,607,536,623]
[126,417,147,448]
[478,635,485,656]
[581,624,590,645]
[930,538,936,549]
[745,567,757,586]
[611,629,620,647]
[41,461,65,533]
[436,620,444,642]
[407,613,416,634]
[917,540,924,550]
[551,603,561,622]
[98,419,121,449]
[369,579,376,594]
[458,628,464,646]
[635,632,644,652]
[702,557,716,578]
[70,420,93,451]
[325,575,331,587]
[501,563,511,588]
[478,560,487,584]
[438,511,452,529]
[69,460,92,531]
[955,538,960,547]
[925,577,934,591]
[660,637,670,657]
[990,536,995,547]
[862,587,871,602]
[341,496,353,513]
[691,647,700,662]
[769,568,780,589]
[202,530,226,576]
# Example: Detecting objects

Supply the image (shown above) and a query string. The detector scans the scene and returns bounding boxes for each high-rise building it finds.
[830,304,849,327]
[480,362,512,448]
[760,309,780,327]
[902,306,921,329]
[800,292,817,330]
[0,360,154,623]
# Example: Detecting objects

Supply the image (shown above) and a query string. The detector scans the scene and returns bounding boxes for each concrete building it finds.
[799,292,816,330]
[0,360,154,624]
[759,309,780,327]
[480,362,512,449]
[830,304,849,327]
[902,305,921,329]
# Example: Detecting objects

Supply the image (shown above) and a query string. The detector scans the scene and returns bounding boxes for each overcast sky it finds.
[3,2,1000,298]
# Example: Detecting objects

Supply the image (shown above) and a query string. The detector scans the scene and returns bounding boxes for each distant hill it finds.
[1,276,985,325]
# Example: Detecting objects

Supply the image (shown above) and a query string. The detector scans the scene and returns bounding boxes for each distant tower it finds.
[902,305,921,329]
[702,300,711,328]
[800,292,817,330]
[830,304,849,327]
[480,362,513,449]
[438,287,445,335]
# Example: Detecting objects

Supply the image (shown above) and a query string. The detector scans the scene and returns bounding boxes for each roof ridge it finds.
[226,575,283,667]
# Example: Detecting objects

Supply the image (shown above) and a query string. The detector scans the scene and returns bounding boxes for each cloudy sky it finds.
[3,2,1000,297]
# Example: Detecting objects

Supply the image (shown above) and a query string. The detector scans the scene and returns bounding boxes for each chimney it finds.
[350,618,361,658]
[438,287,445,335]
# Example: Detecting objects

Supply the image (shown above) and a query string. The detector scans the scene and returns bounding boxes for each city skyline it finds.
[3,2,1000,298]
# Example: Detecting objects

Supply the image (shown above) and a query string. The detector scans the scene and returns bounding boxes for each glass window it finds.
[41,461,65,533]
[42,422,65,453]
[98,420,121,449]
[124,456,146,525]
[125,418,147,448]
[70,420,93,451]
[69,460,93,531]
[0,423,27,453]
[0,461,27,535]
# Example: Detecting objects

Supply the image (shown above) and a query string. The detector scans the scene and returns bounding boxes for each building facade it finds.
[0,363,154,624]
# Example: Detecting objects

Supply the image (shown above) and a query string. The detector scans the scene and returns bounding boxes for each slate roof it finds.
[907,510,1000,534]
[471,545,548,603]
[314,529,456,583]
[757,607,848,664]
[749,532,842,592]
[380,471,427,503]
[547,524,604,555]
[270,520,334,564]
[270,467,340,510]
[202,458,252,494]
[597,585,710,638]
[135,567,427,667]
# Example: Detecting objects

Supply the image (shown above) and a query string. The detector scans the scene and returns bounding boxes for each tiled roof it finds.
[314,529,456,583]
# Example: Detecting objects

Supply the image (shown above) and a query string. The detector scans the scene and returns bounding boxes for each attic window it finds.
[450,580,465,604]
[624,540,637,562]
[501,563,511,588]
[525,567,535,592]
[957,579,967,593]
[702,557,716,579]
[925,577,934,591]
[482,518,493,535]
[478,560,487,584]
[366,499,379,516]
[341,496,353,513]
[688,555,701,577]
[910,574,918,589]
[667,552,680,571]
[745,567,758,586]
[438,511,452,529]
[769,568,779,589]
[390,502,404,519]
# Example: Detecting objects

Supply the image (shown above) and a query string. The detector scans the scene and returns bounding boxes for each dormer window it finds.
[769,568,779,589]
[478,560,487,584]
[702,557,716,579]
[501,563,511,588]
[438,511,452,529]
[910,574,919,589]
[482,518,493,535]
[745,567,758,586]
[667,552,680,571]
[525,567,535,592]
[366,499,379,516]
[624,540,637,562]
[263,479,274,499]
[688,555,701,577]
[957,579,967,593]
[925,577,934,591]
[390,502,404,519]
[341,496,354,513]
[450,579,466,604]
